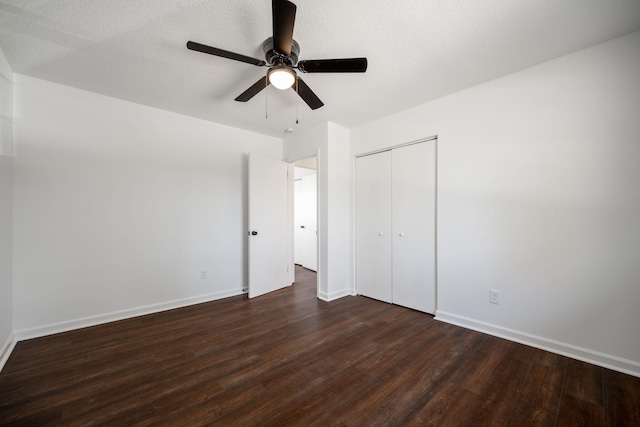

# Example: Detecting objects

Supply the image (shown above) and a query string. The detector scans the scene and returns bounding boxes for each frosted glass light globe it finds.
[268,67,295,90]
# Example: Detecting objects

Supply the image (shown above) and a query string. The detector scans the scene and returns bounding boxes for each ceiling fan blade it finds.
[295,77,324,110]
[235,76,270,102]
[187,41,266,66]
[298,58,368,73]
[272,0,296,56]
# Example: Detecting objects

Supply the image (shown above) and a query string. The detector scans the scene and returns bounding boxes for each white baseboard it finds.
[0,332,17,372]
[435,310,640,378]
[14,288,244,342]
[318,288,357,302]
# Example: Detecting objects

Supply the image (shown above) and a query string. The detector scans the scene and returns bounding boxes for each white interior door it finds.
[248,153,290,298]
[392,142,437,313]
[294,178,307,266]
[304,173,317,271]
[355,151,393,303]
[294,173,317,271]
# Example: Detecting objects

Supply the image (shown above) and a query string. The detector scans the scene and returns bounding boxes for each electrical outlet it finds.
[489,289,500,305]
[200,269,207,280]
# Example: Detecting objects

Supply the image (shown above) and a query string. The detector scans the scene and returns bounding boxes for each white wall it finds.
[0,48,12,157]
[0,47,14,369]
[0,156,12,368]
[351,31,640,376]
[325,123,352,298]
[283,121,353,300]
[0,152,13,364]
[12,75,282,336]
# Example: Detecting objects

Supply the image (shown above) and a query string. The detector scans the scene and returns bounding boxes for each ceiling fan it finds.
[186,0,367,110]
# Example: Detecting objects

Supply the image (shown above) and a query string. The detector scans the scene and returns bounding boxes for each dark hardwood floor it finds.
[1,265,639,426]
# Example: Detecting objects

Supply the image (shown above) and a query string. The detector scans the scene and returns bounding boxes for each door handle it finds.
[301,225,305,228]
[248,231,258,236]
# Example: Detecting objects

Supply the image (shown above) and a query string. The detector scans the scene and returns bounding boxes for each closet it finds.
[355,139,436,313]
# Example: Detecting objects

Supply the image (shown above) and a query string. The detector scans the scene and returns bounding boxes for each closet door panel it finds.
[392,142,437,313]
[355,151,393,303]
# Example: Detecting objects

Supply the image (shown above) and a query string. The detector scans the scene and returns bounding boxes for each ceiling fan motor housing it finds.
[262,37,300,66]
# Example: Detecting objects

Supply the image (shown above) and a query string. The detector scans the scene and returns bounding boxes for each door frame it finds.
[293,166,318,272]
[288,152,321,297]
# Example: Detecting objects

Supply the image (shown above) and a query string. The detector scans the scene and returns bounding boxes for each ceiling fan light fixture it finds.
[187,0,366,109]
[268,66,295,90]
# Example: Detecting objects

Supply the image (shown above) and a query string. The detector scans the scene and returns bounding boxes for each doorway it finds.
[293,156,318,286]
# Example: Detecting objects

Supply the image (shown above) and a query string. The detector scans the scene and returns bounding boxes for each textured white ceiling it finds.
[1,0,639,137]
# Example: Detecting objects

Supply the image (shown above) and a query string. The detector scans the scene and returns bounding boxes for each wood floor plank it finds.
[506,358,566,426]
[563,358,604,406]
[447,333,511,394]
[1,266,639,426]
[260,368,374,427]
[406,380,478,427]
[335,328,478,426]
[603,368,640,427]
[455,342,536,427]
[555,394,605,427]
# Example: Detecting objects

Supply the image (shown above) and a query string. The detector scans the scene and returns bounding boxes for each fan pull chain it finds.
[265,76,268,119]
[295,77,299,124]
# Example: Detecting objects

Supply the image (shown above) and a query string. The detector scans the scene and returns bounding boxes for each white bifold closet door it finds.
[355,150,393,303]
[355,141,436,313]
[391,142,436,313]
